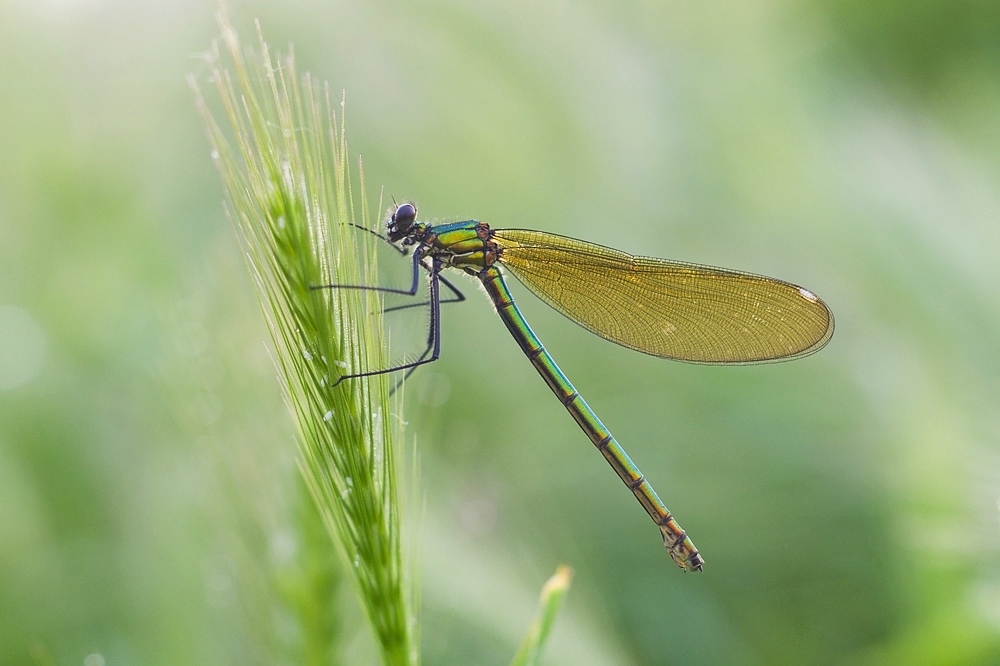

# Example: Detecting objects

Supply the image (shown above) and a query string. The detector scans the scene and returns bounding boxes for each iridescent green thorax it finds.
[411,220,501,275]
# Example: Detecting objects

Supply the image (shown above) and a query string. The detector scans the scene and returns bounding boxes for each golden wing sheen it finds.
[492,229,834,364]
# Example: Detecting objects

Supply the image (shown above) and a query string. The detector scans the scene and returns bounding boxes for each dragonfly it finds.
[317,202,834,572]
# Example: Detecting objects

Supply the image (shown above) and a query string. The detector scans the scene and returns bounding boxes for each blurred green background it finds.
[3,0,1000,664]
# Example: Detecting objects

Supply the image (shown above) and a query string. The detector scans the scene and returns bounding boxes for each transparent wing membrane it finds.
[493,229,833,364]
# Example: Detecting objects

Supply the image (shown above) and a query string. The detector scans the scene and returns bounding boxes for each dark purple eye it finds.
[387,202,417,240]
[392,203,416,228]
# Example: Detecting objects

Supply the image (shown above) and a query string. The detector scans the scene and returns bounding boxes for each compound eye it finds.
[391,202,417,231]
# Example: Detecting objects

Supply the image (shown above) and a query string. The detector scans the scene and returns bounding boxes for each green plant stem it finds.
[192,14,416,665]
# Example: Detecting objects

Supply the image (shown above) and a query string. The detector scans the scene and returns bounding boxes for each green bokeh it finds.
[3,1,1000,664]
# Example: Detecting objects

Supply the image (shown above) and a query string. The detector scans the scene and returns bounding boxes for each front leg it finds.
[310,245,425,298]
[326,257,446,387]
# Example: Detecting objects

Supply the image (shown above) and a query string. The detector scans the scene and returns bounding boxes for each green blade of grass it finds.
[191,14,417,665]
[510,566,574,666]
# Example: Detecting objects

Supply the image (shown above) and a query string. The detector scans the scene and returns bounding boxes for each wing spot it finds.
[798,288,818,302]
